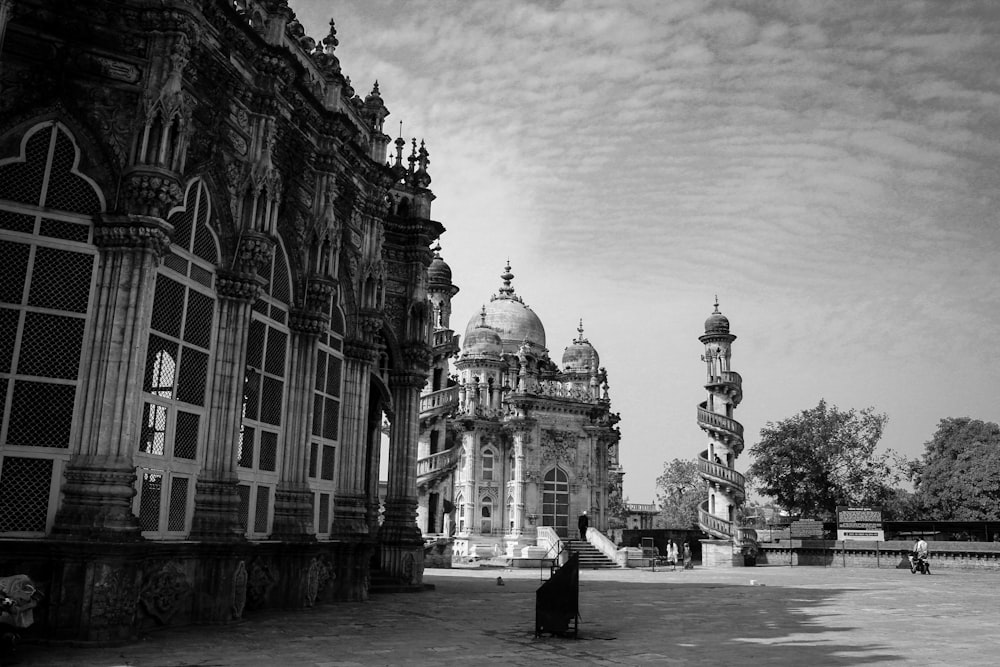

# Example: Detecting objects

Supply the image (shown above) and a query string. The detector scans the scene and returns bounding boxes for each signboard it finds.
[836,506,884,541]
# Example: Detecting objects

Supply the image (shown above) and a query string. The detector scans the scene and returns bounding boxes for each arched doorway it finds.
[541,467,569,537]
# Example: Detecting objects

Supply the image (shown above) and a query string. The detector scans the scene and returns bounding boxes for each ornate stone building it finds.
[416,263,623,559]
[0,0,443,639]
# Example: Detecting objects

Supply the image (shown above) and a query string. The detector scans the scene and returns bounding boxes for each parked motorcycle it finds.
[908,552,931,575]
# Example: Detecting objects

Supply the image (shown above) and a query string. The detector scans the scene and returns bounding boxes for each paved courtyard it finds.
[9,564,999,666]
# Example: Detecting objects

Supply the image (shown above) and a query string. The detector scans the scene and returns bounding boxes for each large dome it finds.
[561,321,599,373]
[463,263,546,351]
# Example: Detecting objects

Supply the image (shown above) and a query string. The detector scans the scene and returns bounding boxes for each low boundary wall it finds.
[756,540,1000,571]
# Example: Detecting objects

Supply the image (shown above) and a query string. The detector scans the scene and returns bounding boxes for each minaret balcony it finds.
[419,386,459,418]
[698,501,733,540]
[417,446,461,489]
[704,370,743,404]
[431,329,460,356]
[696,404,744,453]
[698,449,746,498]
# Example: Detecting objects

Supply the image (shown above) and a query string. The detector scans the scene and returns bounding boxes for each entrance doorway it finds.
[542,467,569,537]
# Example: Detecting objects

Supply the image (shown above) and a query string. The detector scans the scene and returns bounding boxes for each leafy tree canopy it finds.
[912,417,1000,520]
[655,458,704,528]
[747,399,900,521]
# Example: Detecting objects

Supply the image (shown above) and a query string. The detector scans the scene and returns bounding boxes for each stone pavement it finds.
[8,564,1000,666]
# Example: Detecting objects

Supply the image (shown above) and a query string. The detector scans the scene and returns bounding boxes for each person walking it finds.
[666,539,678,571]
[682,542,693,569]
[578,511,589,539]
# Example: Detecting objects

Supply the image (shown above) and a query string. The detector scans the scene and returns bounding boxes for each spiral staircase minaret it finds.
[696,298,747,565]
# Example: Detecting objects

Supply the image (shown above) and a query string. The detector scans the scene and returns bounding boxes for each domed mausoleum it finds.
[417,262,623,559]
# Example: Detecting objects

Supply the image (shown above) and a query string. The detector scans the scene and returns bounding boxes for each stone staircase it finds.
[564,539,619,569]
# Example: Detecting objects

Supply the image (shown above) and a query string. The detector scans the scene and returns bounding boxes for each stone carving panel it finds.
[232,560,248,619]
[140,561,192,624]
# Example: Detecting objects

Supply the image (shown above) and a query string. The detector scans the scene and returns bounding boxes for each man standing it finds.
[578,511,589,539]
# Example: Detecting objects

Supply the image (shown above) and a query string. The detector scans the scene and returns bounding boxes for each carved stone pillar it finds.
[511,430,527,537]
[330,336,378,537]
[51,214,172,540]
[190,232,272,540]
[271,278,334,540]
[379,366,426,582]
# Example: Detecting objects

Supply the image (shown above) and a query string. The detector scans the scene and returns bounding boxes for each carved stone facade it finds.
[416,263,623,559]
[0,0,442,640]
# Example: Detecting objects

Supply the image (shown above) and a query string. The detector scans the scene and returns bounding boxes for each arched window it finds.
[480,496,493,535]
[0,121,102,536]
[136,178,218,538]
[542,467,569,537]
[237,240,291,538]
[309,288,344,537]
[481,449,494,480]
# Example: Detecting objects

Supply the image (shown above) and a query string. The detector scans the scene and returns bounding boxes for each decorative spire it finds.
[574,318,586,344]
[371,80,380,96]
[499,262,515,297]
[480,305,487,327]
[323,19,339,54]
[713,295,720,313]
[408,138,418,174]
[432,242,442,258]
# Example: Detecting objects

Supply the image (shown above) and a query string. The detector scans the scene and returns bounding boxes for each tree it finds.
[655,458,704,528]
[912,418,1000,520]
[747,400,900,521]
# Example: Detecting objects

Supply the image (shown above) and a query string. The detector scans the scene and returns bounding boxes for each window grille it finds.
[320,445,335,481]
[238,426,255,468]
[174,411,199,460]
[309,442,319,477]
[254,485,270,534]
[0,241,30,303]
[0,456,53,533]
[39,217,90,243]
[258,431,277,472]
[134,179,218,538]
[0,126,48,205]
[29,247,94,314]
[237,484,251,531]
[0,210,34,234]
[18,312,85,379]
[0,122,102,537]
[167,476,189,531]
[317,492,330,534]
[138,471,163,531]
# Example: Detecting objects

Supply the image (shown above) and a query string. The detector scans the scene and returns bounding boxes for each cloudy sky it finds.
[293,0,1000,503]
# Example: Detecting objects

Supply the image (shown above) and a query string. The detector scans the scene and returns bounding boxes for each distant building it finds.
[625,502,659,530]
[416,263,623,558]
[1,0,443,639]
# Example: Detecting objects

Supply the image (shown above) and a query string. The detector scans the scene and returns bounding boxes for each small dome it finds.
[428,245,453,287]
[562,320,599,373]
[462,319,502,359]
[704,298,730,334]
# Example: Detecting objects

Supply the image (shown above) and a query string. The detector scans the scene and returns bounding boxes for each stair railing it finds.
[584,527,623,567]
[536,526,568,580]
